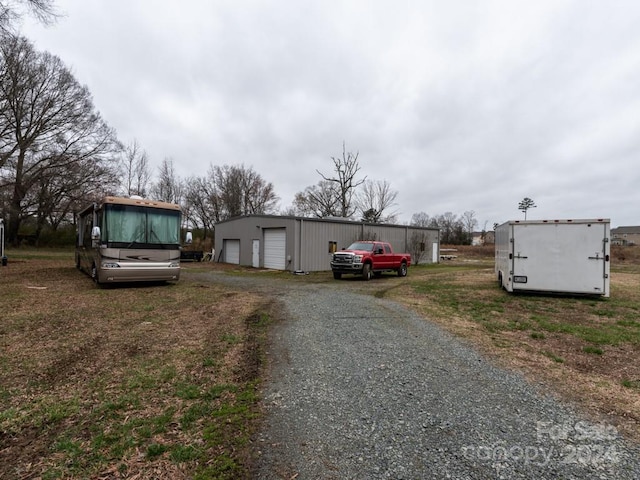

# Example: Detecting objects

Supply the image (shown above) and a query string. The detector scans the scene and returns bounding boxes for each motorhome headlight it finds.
[101,262,120,269]
[169,262,180,268]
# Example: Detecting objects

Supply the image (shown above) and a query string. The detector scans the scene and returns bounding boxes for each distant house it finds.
[611,226,640,246]
[471,230,495,246]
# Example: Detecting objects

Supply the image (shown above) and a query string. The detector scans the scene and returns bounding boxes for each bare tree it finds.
[407,231,427,265]
[30,154,118,241]
[214,165,243,218]
[292,180,340,218]
[188,164,278,222]
[480,220,488,245]
[432,212,453,244]
[461,210,478,244]
[121,139,150,197]
[0,0,58,35]
[0,36,120,244]
[150,158,182,204]
[408,213,431,264]
[357,179,398,224]
[317,142,366,218]
[183,176,216,236]
[430,212,468,244]
[238,165,279,215]
[410,212,431,228]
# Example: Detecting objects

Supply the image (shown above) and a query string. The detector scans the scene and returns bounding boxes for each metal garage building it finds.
[214,214,440,272]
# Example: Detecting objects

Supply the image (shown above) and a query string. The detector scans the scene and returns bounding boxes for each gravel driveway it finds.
[195,271,640,479]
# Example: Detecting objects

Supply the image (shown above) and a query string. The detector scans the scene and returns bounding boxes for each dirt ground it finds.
[0,253,272,479]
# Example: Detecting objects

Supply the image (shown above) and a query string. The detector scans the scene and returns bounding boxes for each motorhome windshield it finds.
[103,204,180,247]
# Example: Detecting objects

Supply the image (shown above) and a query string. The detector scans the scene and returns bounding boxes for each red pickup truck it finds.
[330,241,411,280]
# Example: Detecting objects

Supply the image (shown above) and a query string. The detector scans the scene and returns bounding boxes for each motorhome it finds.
[76,196,181,284]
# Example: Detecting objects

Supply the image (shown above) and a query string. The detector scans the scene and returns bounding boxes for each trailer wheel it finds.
[498,272,504,290]
[362,263,372,281]
[333,272,342,280]
[397,262,408,277]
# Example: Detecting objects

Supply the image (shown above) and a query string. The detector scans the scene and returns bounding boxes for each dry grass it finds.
[2,244,639,478]
[386,244,640,442]
[0,250,274,479]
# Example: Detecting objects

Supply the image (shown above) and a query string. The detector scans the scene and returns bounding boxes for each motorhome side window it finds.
[83,218,92,248]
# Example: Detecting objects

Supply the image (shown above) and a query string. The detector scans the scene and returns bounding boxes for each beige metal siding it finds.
[297,220,362,271]
[214,215,440,271]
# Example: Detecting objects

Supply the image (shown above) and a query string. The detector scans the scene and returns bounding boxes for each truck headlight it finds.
[353,255,363,263]
[101,262,120,269]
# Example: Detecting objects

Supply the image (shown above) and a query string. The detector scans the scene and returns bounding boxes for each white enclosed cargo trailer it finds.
[495,219,610,297]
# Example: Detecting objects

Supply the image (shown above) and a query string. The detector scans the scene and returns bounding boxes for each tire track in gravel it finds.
[192,272,640,479]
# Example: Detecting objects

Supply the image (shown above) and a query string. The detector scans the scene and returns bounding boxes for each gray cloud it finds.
[21,0,640,226]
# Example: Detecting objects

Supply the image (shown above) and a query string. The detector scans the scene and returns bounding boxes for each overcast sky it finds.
[20,0,640,227]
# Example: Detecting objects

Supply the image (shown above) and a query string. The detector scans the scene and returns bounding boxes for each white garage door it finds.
[263,229,286,270]
[224,239,240,264]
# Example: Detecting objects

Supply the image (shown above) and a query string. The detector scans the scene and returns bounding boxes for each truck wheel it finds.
[362,263,372,281]
[333,272,342,280]
[397,262,407,277]
[91,264,100,284]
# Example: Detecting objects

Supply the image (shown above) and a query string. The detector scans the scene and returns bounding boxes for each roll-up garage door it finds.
[224,239,240,264]
[263,229,286,270]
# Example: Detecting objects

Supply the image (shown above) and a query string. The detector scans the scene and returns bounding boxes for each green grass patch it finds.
[170,444,202,462]
[221,333,242,345]
[583,346,604,355]
[542,350,565,363]
[175,382,202,400]
[621,379,640,390]
[146,443,169,459]
[403,263,640,349]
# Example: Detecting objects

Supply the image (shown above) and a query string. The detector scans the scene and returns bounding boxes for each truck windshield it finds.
[347,242,374,251]
[103,204,180,247]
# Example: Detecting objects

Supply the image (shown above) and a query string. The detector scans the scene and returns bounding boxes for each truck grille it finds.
[333,254,354,264]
